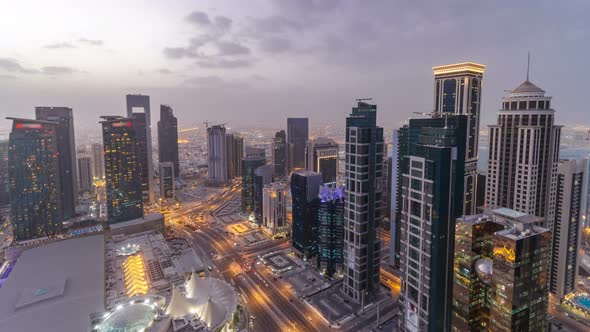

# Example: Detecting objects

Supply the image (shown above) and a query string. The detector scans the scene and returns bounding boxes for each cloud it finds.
[185,11,211,26]
[196,59,253,68]
[259,37,291,53]
[0,74,17,80]
[215,41,250,56]
[157,68,173,74]
[0,58,37,73]
[78,38,104,46]
[183,75,248,89]
[214,16,232,32]
[42,66,77,75]
[44,42,76,49]
[249,16,302,35]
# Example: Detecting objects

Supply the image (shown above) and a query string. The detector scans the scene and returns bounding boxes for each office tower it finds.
[485,77,561,229]
[0,140,8,206]
[317,185,345,278]
[451,213,504,331]
[100,116,144,224]
[398,115,467,331]
[475,172,486,211]
[7,118,62,241]
[305,137,338,184]
[254,164,273,225]
[158,104,179,176]
[451,208,549,332]
[77,156,93,192]
[433,62,485,216]
[287,118,308,170]
[342,101,384,303]
[207,125,228,185]
[92,143,105,181]
[245,146,265,158]
[390,127,406,267]
[241,155,266,214]
[490,217,550,331]
[262,181,288,238]
[382,156,392,228]
[233,135,244,177]
[126,94,154,204]
[272,130,288,180]
[291,171,322,260]
[549,159,588,301]
[159,161,175,200]
[35,107,78,220]
[226,133,236,180]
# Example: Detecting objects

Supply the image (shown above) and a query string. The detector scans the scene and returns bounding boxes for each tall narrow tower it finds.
[433,62,485,216]
[287,118,308,170]
[342,101,383,303]
[158,104,179,176]
[207,125,228,185]
[126,94,154,204]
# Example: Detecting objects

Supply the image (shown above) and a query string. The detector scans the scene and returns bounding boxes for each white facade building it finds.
[207,125,228,185]
[262,182,288,237]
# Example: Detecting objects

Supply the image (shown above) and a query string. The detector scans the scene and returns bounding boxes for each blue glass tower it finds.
[291,170,322,260]
[317,185,345,278]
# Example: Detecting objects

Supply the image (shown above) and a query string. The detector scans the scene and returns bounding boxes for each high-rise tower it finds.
[291,171,322,260]
[305,137,338,184]
[158,104,179,176]
[485,77,561,229]
[207,125,228,185]
[35,107,78,220]
[272,130,288,180]
[7,118,62,241]
[126,94,154,204]
[317,185,345,278]
[100,116,144,224]
[433,62,484,216]
[342,101,383,303]
[287,118,308,170]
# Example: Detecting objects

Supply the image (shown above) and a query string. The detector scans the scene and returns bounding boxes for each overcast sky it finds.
[1,0,588,136]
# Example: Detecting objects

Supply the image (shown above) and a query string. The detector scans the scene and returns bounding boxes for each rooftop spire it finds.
[526,52,531,81]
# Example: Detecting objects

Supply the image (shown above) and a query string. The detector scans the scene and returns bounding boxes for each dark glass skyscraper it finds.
[317,185,345,278]
[272,130,287,179]
[0,140,9,206]
[126,94,154,204]
[287,118,308,170]
[241,155,266,214]
[7,118,62,241]
[305,137,338,184]
[342,101,383,303]
[233,135,244,178]
[398,115,467,331]
[157,104,179,176]
[291,171,322,260]
[433,62,485,216]
[253,164,273,225]
[100,116,144,224]
[35,106,77,220]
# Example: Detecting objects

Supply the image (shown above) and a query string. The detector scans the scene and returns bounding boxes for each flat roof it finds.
[0,235,105,332]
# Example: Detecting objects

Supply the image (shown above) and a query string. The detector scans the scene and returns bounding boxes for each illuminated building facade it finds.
[35,106,78,220]
[305,137,338,184]
[317,185,345,278]
[399,115,467,332]
[291,171,322,260]
[342,101,383,303]
[7,118,62,241]
[485,78,561,230]
[126,94,155,204]
[433,62,485,216]
[233,134,244,178]
[78,156,93,192]
[254,164,273,225]
[241,155,266,214]
[122,254,149,297]
[287,118,308,170]
[272,130,288,180]
[207,125,228,185]
[159,161,175,199]
[549,159,588,301]
[101,116,144,224]
[262,181,288,237]
[157,104,179,176]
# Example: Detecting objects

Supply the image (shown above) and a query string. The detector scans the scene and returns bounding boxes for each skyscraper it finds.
[7,118,62,241]
[35,106,78,220]
[207,125,228,185]
[158,104,179,176]
[77,156,93,192]
[92,143,105,181]
[317,185,345,278]
[159,161,175,200]
[390,127,407,268]
[549,159,588,301]
[262,181,288,238]
[287,118,308,170]
[254,164,273,225]
[100,116,144,224]
[433,62,485,216]
[398,115,467,331]
[241,155,266,214]
[272,130,288,180]
[0,140,9,206]
[126,94,154,204]
[291,171,322,260]
[233,135,244,178]
[485,77,561,229]
[342,101,383,303]
[305,137,338,184]
[226,133,236,180]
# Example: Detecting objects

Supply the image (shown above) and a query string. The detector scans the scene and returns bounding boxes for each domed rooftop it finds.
[98,302,158,332]
[511,80,545,94]
[475,258,493,286]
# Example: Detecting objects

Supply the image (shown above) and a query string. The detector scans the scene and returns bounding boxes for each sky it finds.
[0,0,588,136]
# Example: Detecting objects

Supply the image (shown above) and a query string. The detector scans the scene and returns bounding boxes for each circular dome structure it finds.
[475,258,493,286]
[98,302,158,332]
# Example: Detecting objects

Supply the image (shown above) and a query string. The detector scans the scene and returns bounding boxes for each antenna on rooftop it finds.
[526,52,531,81]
